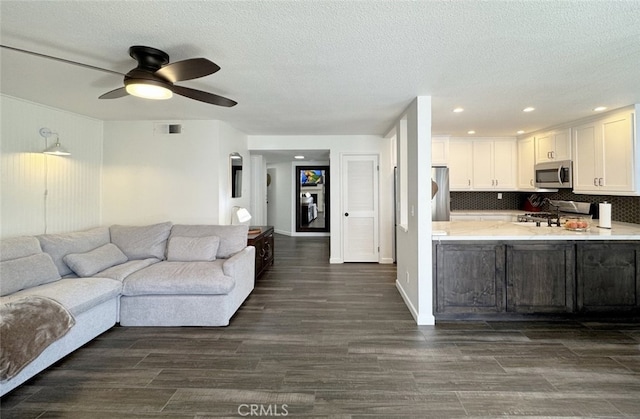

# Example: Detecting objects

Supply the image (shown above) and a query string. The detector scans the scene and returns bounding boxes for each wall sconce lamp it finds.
[39,128,71,156]
[231,206,252,225]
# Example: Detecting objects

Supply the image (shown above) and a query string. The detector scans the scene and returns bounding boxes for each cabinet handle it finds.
[264,242,271,260]
[599,178,603,186]
[468,179,471,186]
[530,179,533,186]
[551,151,555,159]
[491,179,495,186]
[495,179,498,186]
[547,151,552,159]
[594,178,598,186]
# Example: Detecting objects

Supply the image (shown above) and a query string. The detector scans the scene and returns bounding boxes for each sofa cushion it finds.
[0,253,61,296]
[166,235,220,262]
[122,261,235,296]
[0,236,43,262]
[110,222,172,260]
[2,277,122,317]
[95,258,160,282]
[37,227,111,277]
[63,243,128,277]
[170,225,248,259]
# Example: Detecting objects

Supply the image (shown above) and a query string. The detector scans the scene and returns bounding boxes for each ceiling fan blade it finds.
[156,58,220,83]
[171,85,237,107]
[99,87,129,99]
[0,44,125,76]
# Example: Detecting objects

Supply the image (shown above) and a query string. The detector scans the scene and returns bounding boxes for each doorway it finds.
[342,154,379,262]
[296,165,330,232]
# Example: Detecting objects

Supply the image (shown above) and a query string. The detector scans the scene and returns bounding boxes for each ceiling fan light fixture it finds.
[125,79,173,100]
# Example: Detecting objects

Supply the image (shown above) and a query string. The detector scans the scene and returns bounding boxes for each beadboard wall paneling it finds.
[1,95,103,239]
[451,191,640,224]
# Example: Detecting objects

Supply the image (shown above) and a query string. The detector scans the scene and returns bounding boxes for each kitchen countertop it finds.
[433,220,640,241]
[450,210,526,216]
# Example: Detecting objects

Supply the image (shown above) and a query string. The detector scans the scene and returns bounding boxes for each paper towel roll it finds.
[599,202,612,229]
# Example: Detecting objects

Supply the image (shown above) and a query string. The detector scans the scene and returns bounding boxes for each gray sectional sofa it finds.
[0,222,255,396]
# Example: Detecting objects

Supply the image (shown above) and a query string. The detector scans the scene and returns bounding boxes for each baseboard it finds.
[329,257,343,264]
[395,280,435,325]
[274,228,292,236]
[395,280,418,322]
[291,232,330,237]
[379,257,394,264]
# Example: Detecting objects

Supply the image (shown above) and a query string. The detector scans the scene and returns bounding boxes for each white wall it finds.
[0,95,103,238]
[102,120,249,226]
[217,121,251,225]
[266,161,294,235]
[250,155,267,226]
[249,135,393,264]
[393,97,434,325]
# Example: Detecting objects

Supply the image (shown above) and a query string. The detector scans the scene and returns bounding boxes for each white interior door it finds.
[342,154,379,262]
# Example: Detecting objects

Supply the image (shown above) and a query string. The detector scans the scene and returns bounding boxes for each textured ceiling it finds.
[1,1,639,137]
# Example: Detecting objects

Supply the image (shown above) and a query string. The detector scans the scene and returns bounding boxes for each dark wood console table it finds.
[247,226,274,279]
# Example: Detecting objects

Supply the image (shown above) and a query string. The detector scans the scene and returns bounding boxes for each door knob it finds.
[344,212,349,217]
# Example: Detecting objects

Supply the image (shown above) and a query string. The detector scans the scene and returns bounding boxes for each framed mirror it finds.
[230,152,243,198]
[296,165,330,232]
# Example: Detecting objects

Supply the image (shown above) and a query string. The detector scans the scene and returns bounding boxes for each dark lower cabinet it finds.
[435,243,505,314]
[576,242,640,312]
[434,240,639,319]
[506,243,575,313]
[247,226,274,280]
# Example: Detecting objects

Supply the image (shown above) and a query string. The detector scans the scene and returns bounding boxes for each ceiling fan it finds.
[0,44,237,107]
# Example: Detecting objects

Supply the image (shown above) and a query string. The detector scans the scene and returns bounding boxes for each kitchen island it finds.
[432,220,640,320]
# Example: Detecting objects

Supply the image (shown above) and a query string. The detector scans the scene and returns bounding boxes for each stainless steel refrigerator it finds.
[431,166,450,221]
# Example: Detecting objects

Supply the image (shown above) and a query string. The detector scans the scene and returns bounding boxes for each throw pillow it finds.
[166,235,220,262]
[170,225,248,259]
[37,227,111,277]
[63,243,128,277]
[0,253,61,296]
[110,221,172,260]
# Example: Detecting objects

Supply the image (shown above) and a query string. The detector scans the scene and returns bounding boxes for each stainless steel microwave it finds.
[535,160,572,188]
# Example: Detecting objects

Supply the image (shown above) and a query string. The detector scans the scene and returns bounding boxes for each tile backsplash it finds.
[450,192,522,211]
[451,191,640,224]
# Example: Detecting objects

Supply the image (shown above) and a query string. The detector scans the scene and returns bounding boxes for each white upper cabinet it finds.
[472,139,517,190]
[448,140,473,190]
[472,140,494,189]
[491,139,518,190]
[573,108,636,195]
[431,136,449,166]
[535,128,571,163]
[517,136,536,190]
[450,138,517,191]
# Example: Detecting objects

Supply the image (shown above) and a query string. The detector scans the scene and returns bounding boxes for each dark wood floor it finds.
[2,234,639,418]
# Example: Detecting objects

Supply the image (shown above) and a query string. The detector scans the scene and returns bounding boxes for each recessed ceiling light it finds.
[593,106,607,112]
[453,107,464,113]
[294,155,305,159]
[523,107,535,112]
[467,130,476,135]
[517,130,525,134]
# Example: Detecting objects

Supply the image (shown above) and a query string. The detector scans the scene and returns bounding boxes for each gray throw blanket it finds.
[1,296,75,381]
